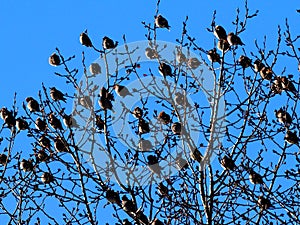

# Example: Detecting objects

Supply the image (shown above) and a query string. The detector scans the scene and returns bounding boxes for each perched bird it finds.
[41,172,54,184]
[122,219,132,225]
[106,189,121,204]
[121,196,136,213]
[174,92,191,107]
[227,32,244,46]
[157,182,168,197]
[253,59,265,72]
[102,36,117,50]
[26,97,40,112]
[147,155,162,175]
[98,96,114,112]
[132,107,143,119]
[80,30,93,47]
[217,39,230,53]
[78,95,93,109]
[136,211,149,225]
[95,115,104,130]
[50,87,66,102]
[145,47,158,59]
[16,118,29,131]
[20,159,33,172]
[4,114,16,128]
[190,148,202,163]
[257,196,272,210]
[100,87,114,101]
[158,62,173,77]
[37,150,48,162]
[259,67,272,80]
[35,118,47,131]
[274,108,292,127]
[155,14,170,30]
[220,155,236,170]
[239,55,252,69]
[187,57,201,69]
[0,107,11,120]
[138,139,153,152]
[171,122,182,135]
[89,62,101,75]
[138,118,150,134]
[249,169,263,185]
[114,84,133,97]
[284,130,299,145]
[214,25,227,40]
[54,136,69,153]
[48,113,63,130]
[271,76,283,95]
[63,114,79,128]
[152,218,165,225]
[281,76,297,93]
[207,49,221,64]
[176,50,186,64]
[39,136,51,149]
[0,154,7,166]
[49,53,61,66]
[158,111,171,125]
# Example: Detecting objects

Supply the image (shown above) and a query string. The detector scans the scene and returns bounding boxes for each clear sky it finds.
[0,0,299,224]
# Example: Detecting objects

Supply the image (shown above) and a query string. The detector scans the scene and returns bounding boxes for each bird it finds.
[152,218,165,225]
[158,62,173,77]
[176,50,186,64]
[0,107,11,120]
[207,49,221,63]
[138,118,150,134]
[227,32,244,46]
[100,87,114,101]
[190,148,202,163]
[102,36,118,50]
[48,113,63,130]
[174,92,191,108]
[220,155,236,170]
[20,159,33,172]
[281,76,297,93]
[106,189,121,204]
[41,172,54,184]
[145,47,158,59]
[54,136,69,153]
[157,182,168,197]
[39,136,51,149]
[89,63,101,75]
[249,169,263,185]
[274,108,292,127]
[35,118,47,131]
[98,97,114,112]
[121,196,136,213]
[259,67,273,80]
[253,59,265,72]
[171,122,182,135]
[78,95,93,109]
[50,87,67,102]
[158,111,171,125]
[37,150,48,162]
[49,53,61,66]
[95,115,104,130]
[257,196,272,210]
[0,154,7,166]
[136,211,149,225]
[155,14,170,30]
[16,118,29,131]
[239,55,252,69]
[217,39,230,53]
[26,97,40,112]
[4,114,16,128]
[138,139,153,152]
[132,107,143,119]
[271,76,283,95]
[147,155,162,175]
[284,130,299,145]
[187,57,201,69]
[214,25,227,40]
[113,84,133,97]
[63,114,79,128]
[80,30,93,47]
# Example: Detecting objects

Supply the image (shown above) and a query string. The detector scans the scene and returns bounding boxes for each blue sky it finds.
[0,0,299,224]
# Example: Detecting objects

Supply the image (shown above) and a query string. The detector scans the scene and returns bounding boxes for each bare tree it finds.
[0,1,299,224]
